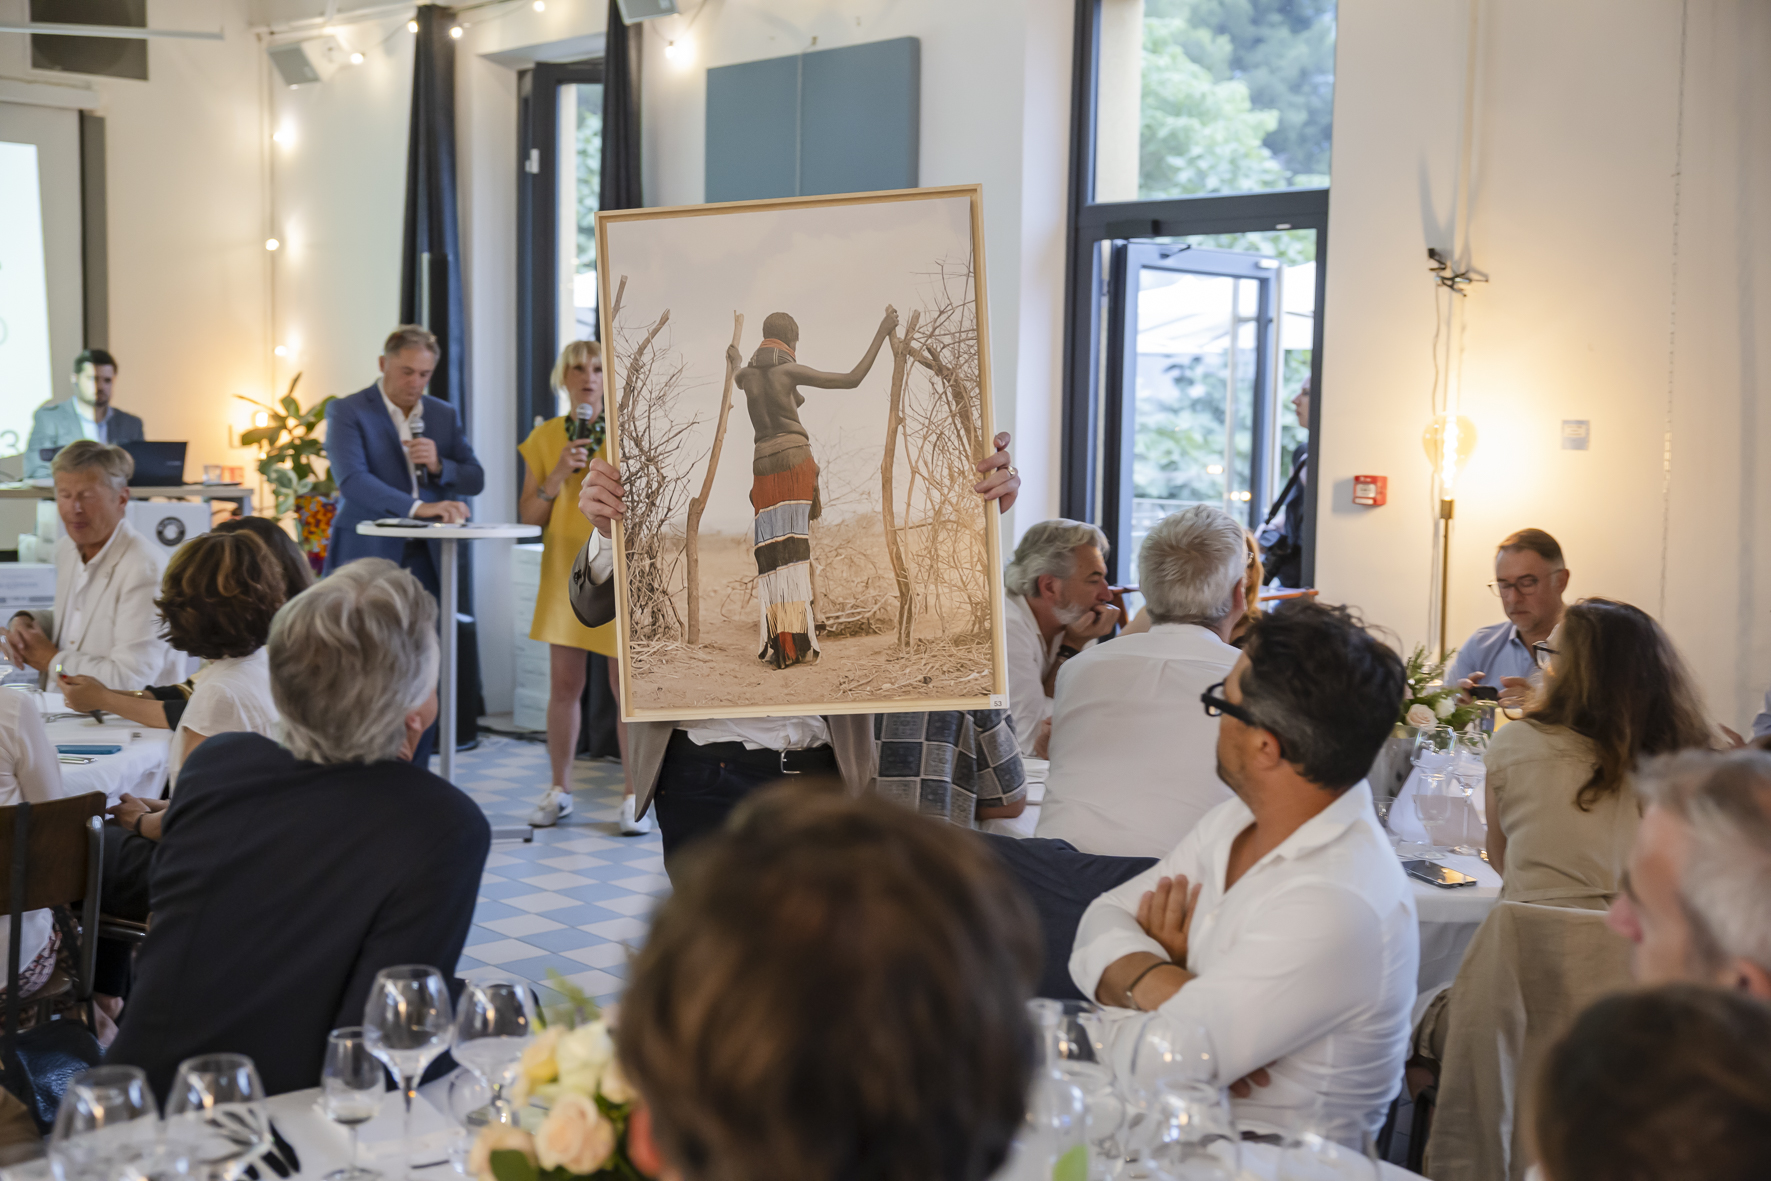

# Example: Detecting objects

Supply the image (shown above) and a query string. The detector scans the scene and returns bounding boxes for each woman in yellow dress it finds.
[517,341,646,833]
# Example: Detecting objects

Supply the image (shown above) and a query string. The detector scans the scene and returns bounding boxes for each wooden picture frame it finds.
[596,185,1009,722]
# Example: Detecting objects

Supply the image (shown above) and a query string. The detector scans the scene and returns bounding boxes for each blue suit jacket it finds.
[323,385,484,577]
[25,401,146,477]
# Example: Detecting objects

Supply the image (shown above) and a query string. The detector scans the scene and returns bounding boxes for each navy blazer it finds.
[323,384,485,576]
[24,401,146,477]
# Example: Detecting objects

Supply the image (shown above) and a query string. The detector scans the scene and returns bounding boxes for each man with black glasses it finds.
[1070,600,1416,1140]
[1450,528,1569,710]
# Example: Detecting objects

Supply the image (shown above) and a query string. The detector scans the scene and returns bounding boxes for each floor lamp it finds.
[1423,415,1477,661]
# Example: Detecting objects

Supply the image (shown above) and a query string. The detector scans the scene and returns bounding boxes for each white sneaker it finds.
[618,795,653,836]
[528,785,574,827]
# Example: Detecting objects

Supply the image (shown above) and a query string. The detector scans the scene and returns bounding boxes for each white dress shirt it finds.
[0,690,70,973]
[1036,623,1239,857]
[581,533,832,751]
[1070,781,1419,1138]
[170,649,280,790]
[379,381,425,515]
[46,520,184,689]
[1003,592,1094,757]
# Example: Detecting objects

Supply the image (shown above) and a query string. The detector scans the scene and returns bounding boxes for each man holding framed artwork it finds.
[568,437,1021,872]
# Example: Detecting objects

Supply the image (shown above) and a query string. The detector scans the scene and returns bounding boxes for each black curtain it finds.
[600,0,643,213]
[401,4,483,741]
[584,0,642,758]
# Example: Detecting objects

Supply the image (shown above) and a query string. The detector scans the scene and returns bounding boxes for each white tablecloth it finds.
[39,691,172,805]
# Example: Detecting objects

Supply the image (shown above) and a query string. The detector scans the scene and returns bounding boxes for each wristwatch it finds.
[1056,644,1081,661]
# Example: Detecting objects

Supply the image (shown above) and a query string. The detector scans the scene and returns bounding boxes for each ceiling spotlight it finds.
[533,0,545,9]
[407,19,419,32]
[264,238,280,251]
[350,51,364,63]
[449,24,463,38]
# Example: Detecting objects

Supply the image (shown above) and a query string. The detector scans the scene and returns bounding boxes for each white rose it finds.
[533,1092,616,1175]
[597,1056,635,1105]
[1405,703,1436,729]
[556,1023,614,1075]
[1434,696,1456,719]
[468,1126,537,1181]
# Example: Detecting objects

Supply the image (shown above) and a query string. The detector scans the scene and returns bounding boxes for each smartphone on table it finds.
[1402,859,1479,888]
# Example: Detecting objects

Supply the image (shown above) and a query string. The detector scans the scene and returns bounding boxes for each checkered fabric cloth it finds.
[873,710,1027,829]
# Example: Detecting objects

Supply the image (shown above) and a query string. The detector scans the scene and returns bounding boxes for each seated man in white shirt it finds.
[1002,519,1121,757]
[0,441,183,690]
[1070,600,1417,1138]
[1037,505,1245,857]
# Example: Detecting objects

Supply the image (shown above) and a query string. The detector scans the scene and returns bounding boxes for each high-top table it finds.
[355,522,540,791]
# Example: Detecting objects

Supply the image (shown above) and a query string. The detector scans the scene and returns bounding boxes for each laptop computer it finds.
[122,442,187,487]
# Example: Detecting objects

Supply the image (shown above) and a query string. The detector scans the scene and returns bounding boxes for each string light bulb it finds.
[350,51,364,64]
[272,128,293,144]
[273,345,288,357]
[252,411,271,428]
[264,238,280,252]
[449,24,463,38]
[407,19,418,32]
[1421,414,1479,500]
[533,0,545,9]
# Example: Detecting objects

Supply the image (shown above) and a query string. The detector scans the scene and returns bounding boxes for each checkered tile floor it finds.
[444,735,665,1010]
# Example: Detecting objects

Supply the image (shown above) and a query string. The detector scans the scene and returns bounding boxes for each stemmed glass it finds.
[363,965,454,1177]
[1033,1000,1122,1179]
[1447,731,1488,857]
[321,1027,387,1181]
[1116,1014,1217,1167]
[50,1065,163,1181]
[451,978,537,1126]
[1149,1079,1240,1180]
[164,1053,270,1181]
[1276,1116,1381,1180]
[1412,770,1460,853]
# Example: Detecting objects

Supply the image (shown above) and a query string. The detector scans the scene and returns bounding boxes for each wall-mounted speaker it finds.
[267,36,351,87]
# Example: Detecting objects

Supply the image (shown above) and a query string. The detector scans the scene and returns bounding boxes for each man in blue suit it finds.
[324,325,484,594]
[325,325,483,767]
[25,349,145,477]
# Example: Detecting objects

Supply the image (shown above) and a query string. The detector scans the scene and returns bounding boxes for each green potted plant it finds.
[238,374,337,568]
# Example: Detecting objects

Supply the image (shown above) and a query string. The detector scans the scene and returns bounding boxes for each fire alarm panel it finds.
[1352,475,1387,507]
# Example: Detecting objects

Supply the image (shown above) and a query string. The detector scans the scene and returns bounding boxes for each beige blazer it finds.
[1486,720,1639,908]
[28,520,184,690]
[569,539,877,818]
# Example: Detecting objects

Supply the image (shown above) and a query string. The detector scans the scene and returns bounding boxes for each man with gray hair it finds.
[1002,519,1121,757]
[107,558,490,1098]
[1,440,183,689]
[1036,506,1247,857]
[1607,749,1771,998]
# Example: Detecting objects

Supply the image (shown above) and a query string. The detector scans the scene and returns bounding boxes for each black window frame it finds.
[517,57,605,453]
[1059,0,1329,587]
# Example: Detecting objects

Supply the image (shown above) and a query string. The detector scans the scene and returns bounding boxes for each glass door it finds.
[1103,243,1278,586]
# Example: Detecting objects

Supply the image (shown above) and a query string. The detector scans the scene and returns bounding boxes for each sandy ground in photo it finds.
[626,528,994,714]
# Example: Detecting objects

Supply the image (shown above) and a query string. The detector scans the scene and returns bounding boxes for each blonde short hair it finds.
[51,440,132,490]
[550,339,602,392]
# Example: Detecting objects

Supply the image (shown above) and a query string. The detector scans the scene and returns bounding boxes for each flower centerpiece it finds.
[471,974,658,1181]
[238,375,337,568]
[1398,644,1483,732]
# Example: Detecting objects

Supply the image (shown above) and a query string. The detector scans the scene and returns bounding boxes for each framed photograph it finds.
[597,185,1009,721]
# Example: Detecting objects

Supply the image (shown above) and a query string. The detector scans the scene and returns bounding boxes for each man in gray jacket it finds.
[26,349,145,477]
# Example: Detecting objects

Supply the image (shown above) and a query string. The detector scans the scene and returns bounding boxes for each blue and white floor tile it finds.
[446,736,665,1011]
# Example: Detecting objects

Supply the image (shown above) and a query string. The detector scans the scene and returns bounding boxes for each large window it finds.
[1064,0,1334,587]
[518,60,604,439]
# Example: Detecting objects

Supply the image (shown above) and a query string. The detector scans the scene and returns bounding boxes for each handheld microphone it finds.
[568,403,596,471]
[406,406,426,483]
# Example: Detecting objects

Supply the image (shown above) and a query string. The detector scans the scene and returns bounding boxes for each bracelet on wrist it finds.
[537,486,559,503]
[1124,959,1180,1010]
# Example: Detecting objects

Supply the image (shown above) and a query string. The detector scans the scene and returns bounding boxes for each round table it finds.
[355,522,541,785]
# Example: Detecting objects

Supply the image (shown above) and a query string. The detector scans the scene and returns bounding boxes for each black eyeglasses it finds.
[1201,681,1286,758]
[1488,575,1542,597]
[1531,641,1557,670]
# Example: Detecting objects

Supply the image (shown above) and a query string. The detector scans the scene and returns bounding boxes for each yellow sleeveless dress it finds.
[518,416,617,655]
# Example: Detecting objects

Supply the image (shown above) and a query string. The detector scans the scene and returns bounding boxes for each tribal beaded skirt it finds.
[750,444,821,669]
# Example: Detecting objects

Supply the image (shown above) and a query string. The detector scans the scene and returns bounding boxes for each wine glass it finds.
[1411,723,1457,768]
[321,1027,387,1181]
[1032,1000,1122,1178]
[451,978,536,1125]
[1117,1014,1217,1164]
[50,1065,162,1181]
[1412,770,1459,853]
[1150,1079,1240,1181]
[1276,1120,1381,1180]
[363,965,454,1175]
[1446,734,1488,857]
[164,1053,270,1181]
[444,1071,494,1176]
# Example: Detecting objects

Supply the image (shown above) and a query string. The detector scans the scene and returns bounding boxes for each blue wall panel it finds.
[704,54,800,202]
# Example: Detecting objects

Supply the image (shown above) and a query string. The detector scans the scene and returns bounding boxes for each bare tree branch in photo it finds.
[610,276,699,651]
[880,308,922,649]
[684,312,744,644]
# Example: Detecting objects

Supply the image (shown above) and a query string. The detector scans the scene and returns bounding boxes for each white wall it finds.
[0,0,269,479]
[1317,0,1771,726]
